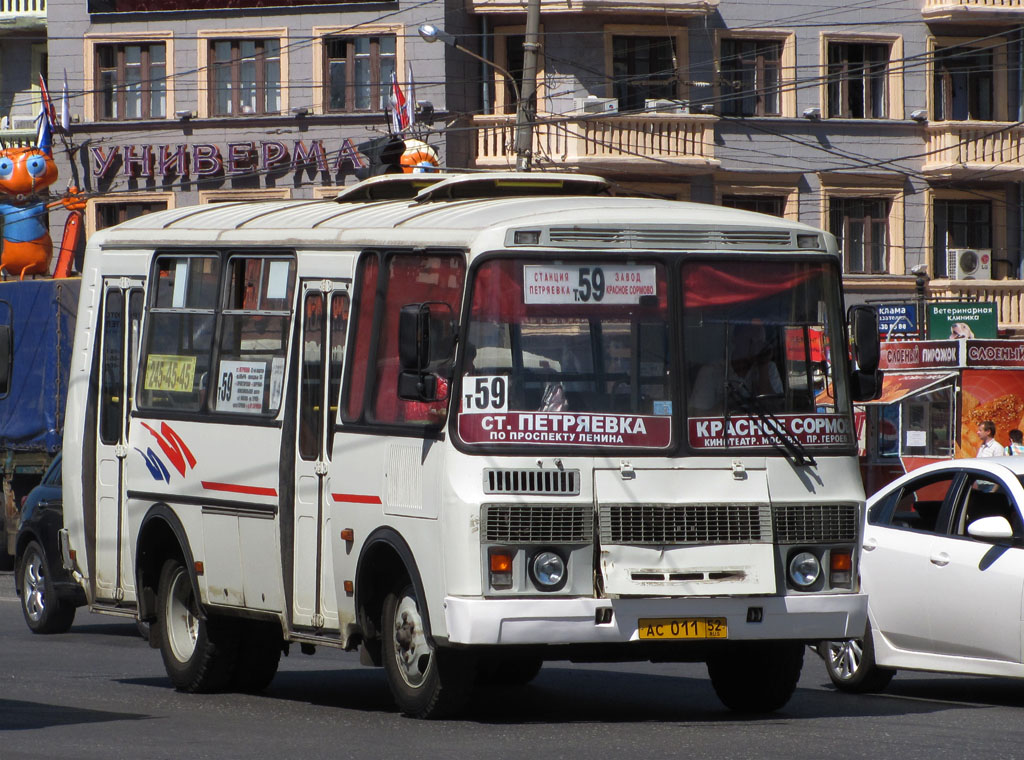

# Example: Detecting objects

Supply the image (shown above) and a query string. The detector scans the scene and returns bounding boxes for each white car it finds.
[823,457,1024,692]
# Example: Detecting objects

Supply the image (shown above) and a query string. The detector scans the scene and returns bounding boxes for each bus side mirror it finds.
[847,305,882,401]
[398,302,455,401]
[848,305,880,373]
[0,324,12,396]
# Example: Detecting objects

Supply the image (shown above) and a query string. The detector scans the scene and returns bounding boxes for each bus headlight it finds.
[788,551,821,588]
[528,550,567,591]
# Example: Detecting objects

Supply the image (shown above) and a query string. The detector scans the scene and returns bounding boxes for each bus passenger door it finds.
[94,280,144,602]
[292,282,349,630]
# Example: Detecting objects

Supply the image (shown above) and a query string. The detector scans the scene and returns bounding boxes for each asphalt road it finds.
[4,570,1024,760]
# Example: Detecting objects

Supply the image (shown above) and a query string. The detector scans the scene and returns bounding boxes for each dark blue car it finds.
[14,454,86,633]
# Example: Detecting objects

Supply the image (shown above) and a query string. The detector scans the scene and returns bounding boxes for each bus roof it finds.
[89,174,834,256]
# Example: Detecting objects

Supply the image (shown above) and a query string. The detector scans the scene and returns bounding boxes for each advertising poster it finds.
[959,369,1024,455]
[876,303,918,338]
[927,303,998,340]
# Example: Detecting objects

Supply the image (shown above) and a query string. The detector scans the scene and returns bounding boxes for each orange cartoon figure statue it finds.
[0,134,85,279]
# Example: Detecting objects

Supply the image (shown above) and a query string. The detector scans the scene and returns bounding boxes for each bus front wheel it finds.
[157,558,238,693]
[707,641,804,713]
[381,582,475,719]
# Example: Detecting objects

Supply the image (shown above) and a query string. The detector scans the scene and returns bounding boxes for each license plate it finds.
[637,617,728,640]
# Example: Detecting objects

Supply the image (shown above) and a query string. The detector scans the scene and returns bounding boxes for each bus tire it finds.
[381,582,475,719]
[821,628,895,694]
[18,540,75,634]
[157,558,239,693]
[232,620,282,693]
[707,641,804,713]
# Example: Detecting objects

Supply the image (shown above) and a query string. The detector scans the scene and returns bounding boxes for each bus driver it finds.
[689,322,782,413]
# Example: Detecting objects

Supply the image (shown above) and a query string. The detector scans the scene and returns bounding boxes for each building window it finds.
[96,43,166,120]
[720,39,781,117]
[829,197,890,274]
[94,200,168,231]
[934,47,993,121]
[502,34,526,116]
[210,39,281,116]
[933,199,991,276]
[612,35,677,112]
[325,35,396,112]
[721,194,784,216]
[827,42,889,118]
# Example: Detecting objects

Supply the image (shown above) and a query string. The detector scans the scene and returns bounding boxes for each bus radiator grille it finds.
[481,505,592,543]
[772,504,858,543]
[599,504,772,545]
[483,468,581,496]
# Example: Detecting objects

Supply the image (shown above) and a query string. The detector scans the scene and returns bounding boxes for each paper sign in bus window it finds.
[267,260,291,301]
[269,357,285,411]
[462,375,508,413]
[216,360,267,413]
[144,354,196,393]
[523,265,657,305]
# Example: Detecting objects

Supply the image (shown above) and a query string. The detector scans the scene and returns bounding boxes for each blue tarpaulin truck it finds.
[0,278,78,569]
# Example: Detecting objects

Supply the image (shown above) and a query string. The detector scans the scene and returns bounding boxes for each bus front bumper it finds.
[443,593,867,646]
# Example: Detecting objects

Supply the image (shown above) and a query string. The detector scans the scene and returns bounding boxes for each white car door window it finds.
[865,474,957,654]
[924,475,1024,664]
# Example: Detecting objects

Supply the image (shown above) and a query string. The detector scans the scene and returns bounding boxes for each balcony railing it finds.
[923,0,1024,20]
[470,0,714,14]
[930,279,1024,332]
[0,0,45,25]
[923,122,1024,177]
[473,113,718,174]
[0,128,37,147]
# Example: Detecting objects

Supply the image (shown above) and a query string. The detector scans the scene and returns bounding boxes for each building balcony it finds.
[930,279,1024,333]
[922,0,1024,22]
[0,127,37,147]
[470,0,714,14]
[0,0,45,31]
[922,122,1024,178]
[472,113,719,175]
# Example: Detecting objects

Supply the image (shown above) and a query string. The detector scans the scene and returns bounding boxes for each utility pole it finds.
[513,0,541,171]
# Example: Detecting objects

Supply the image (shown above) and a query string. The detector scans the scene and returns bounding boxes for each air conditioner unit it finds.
[644,98,688,113]
[573,97,619,115]
[947,248,992,280]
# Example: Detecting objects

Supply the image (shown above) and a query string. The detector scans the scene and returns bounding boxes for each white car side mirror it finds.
[967,515,1014,540]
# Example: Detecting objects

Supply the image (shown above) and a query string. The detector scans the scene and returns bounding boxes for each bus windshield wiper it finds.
[726,384,817,467]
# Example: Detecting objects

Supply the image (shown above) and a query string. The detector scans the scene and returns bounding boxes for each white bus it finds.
[62,172,880,718]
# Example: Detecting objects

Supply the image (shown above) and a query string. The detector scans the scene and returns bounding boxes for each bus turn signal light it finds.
[340,529,354,542]
[489,549,513,590]
[830,550,852,588]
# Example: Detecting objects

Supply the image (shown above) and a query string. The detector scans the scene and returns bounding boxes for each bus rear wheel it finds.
[157,558,239,693]
[381,582,475,719]
[707,641,804,713]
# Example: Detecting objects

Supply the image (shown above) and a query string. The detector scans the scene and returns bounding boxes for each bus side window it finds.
[138,254,220,413]
[368,251,465,426]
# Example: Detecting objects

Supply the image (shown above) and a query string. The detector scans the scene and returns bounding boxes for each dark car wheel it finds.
[18,539,75,634]
[822,627,895,694]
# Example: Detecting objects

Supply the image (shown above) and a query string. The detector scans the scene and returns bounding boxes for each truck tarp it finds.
[0,279,79,453]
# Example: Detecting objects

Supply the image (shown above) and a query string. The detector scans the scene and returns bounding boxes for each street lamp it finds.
[418,23,534,171]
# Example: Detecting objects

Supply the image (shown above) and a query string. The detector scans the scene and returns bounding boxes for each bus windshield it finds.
[458,257,673,449]
[456,255,853,453]
[682,259,853,451]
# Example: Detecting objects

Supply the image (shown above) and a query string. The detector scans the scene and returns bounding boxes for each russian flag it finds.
[389,72,409,133]
[35,108,52,156]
